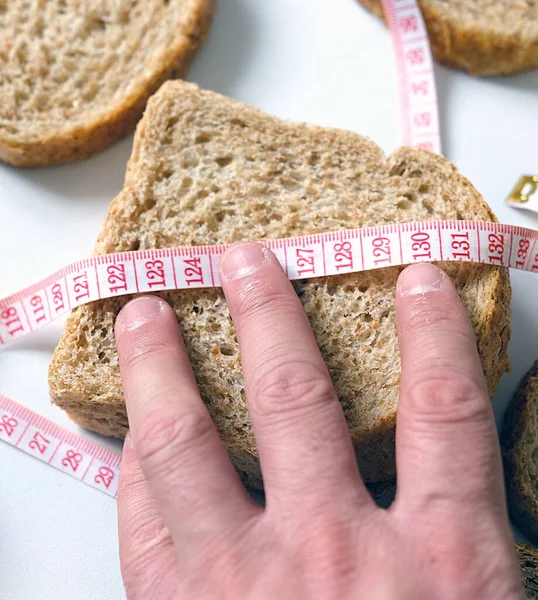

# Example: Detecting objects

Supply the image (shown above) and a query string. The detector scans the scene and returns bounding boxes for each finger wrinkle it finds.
[121,338,178,371]
[234,280,296,322]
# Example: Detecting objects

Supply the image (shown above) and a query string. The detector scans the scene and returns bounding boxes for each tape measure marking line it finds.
[0,393,121,497]
[94,261,102,298]
[434,227,441,260]
[397,226,404,263]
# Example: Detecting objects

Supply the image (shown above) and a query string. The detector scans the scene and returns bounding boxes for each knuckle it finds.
[404,296,455,332]
[120,335,175,371]
[404,373,492,426]
[117,460,145,507]
[250,360,336,418]
[423,520,511,596]
[233,276,297,323]
[136,409,213,469]
[429,524,476,575]
[295,515,358,584]
[121,549,173,600]
[121,506,171,556]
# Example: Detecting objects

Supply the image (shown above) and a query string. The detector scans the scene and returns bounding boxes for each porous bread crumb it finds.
[49,81,511,487]
[0,0,213,166]
[358,0,538,75]
[502,361,538,545]
[516,542,538,598]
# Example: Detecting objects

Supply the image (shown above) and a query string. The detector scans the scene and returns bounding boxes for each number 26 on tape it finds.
[0,414,18,437]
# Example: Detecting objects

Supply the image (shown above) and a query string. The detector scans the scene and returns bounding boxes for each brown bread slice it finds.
[0,0,213,167]
[502,361,538,544]
[517,543,538,599]
[48,80,511,489]
[358,0,538,76]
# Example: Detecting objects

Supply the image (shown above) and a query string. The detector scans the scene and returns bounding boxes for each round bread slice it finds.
[48,81,511,489]
[358,0,538,76]
[502,361,538,544]
[0,0,213,167]
[516,542,538,599]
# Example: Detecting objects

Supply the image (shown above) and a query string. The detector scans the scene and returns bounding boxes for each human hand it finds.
[114,243,523,599]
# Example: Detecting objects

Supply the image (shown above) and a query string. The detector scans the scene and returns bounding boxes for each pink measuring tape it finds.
[1,220,538,347]
[0,394,120,497]
[380,0,441,154]
[1,0,535,495]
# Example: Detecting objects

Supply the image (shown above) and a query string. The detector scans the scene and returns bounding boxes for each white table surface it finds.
[1,1,538,598]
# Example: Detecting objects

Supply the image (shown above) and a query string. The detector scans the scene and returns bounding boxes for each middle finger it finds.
[219,243,372,508]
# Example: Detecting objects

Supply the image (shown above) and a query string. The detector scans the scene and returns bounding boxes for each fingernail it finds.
[397,263,445,296]
[219,243,268,280]
[117,296,166,331]
[123,431,132,449]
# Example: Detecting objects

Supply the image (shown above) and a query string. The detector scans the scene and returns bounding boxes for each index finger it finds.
[115,296,257,540]
[394,263,506,513]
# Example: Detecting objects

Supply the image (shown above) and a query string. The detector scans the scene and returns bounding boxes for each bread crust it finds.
[502,361,538,544]
[358,0,538,76]
[0,0,214,167]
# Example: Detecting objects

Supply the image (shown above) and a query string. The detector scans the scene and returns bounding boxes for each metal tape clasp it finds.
[508,175,538,205]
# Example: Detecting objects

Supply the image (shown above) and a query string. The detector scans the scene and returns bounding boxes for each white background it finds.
[1,1,538,598]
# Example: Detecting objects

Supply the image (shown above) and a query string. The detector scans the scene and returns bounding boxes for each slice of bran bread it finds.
[48,80,511,489]
[502,361,538,545]
[517,542,538,599]
[0,0,213,167]
[358,0,538,76]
